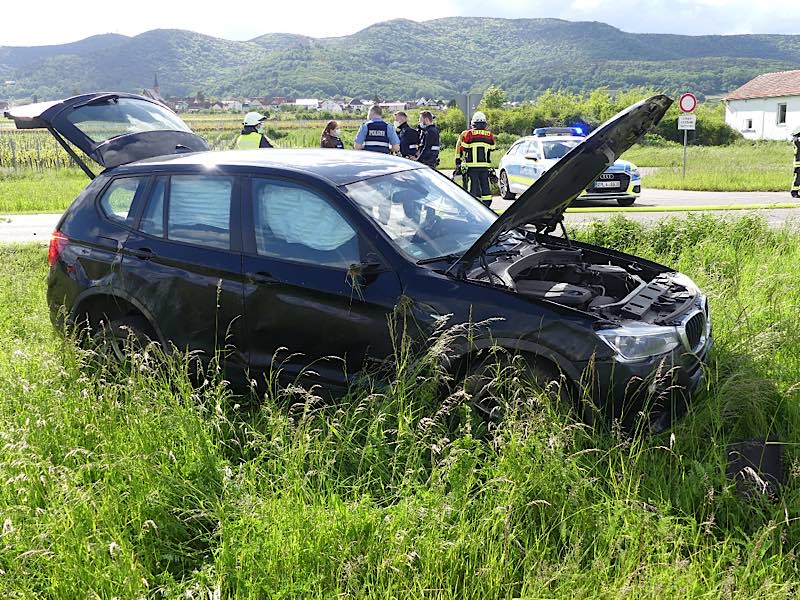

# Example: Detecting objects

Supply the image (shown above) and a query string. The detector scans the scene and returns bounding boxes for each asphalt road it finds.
[1,189,798,243]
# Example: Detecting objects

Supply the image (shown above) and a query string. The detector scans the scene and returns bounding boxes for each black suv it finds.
[6,93,712,424]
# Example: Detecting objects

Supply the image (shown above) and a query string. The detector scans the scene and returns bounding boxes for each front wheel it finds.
[617,197,636,207]
[499,170,516,200]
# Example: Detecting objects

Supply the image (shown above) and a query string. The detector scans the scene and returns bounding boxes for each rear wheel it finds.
[91,315,157,363]
[616,197,636,207]
[499,170,516,200]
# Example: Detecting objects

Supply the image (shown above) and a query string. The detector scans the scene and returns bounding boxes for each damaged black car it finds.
[5,92,711,427]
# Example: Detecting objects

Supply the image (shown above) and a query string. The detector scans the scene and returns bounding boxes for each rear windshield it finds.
[66,97,191,143]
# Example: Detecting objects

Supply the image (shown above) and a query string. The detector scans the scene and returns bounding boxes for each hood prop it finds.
[47,126,95,180]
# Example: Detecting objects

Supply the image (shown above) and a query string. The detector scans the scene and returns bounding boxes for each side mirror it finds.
[524,153,539,161]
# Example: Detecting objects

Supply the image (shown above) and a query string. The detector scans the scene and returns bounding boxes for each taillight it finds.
[48,231,69,266]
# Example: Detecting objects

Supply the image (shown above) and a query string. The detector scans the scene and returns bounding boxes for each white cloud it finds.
[2,0,799,46]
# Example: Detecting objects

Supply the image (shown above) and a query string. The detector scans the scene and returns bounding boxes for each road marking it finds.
[564,203,800,213]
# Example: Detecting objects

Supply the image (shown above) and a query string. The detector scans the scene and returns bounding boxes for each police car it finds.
[498,127,642,206]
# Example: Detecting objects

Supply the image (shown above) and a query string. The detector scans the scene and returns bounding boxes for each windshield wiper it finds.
[416,252,463,265]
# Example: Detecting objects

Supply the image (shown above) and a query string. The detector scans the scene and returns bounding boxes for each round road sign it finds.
[679,93,697,113]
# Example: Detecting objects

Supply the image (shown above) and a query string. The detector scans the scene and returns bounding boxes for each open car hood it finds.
[454,95,672,272]
[3,92,208,177]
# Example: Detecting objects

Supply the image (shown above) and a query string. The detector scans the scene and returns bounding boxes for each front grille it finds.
[684,312,705,351]
[588,172,630,194]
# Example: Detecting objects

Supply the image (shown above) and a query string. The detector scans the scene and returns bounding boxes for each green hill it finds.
[2,18,800,100]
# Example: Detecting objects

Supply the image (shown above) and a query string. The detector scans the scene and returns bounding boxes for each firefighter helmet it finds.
[471,111,487,126]
[243,111,267,127]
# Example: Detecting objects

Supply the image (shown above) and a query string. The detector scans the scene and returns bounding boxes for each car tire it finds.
[92,315,157,363]
[616,197,636,207]
[499,170,516,200]
[460,350,591,428]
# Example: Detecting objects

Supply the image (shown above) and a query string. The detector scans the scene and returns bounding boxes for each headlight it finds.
[630,168,641,178]
[596,323,681,362]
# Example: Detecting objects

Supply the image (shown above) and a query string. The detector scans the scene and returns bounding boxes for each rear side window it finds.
[139,177,166,237]
[99,177,145,223]
[167,175,232,250]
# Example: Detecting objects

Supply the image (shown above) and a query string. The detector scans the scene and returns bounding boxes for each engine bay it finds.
[466,238,698,324]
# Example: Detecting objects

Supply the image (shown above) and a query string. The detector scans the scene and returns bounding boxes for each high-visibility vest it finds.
[363,120,391,153]
[236,132,263,149]
[457,128,496,168]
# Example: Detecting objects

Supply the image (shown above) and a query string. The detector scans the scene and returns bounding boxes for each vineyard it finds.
[0,116,365,172]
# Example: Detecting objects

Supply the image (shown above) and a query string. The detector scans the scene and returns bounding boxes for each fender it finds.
[70,287,167,347]
[451,335,584,383]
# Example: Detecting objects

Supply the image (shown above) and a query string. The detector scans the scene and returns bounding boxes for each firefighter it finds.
[792,127,800,199]
[354,105,400,153]
[456,111,496,208]
[236,112,274,149]
[415,111,440,168]
[394,111,419,158]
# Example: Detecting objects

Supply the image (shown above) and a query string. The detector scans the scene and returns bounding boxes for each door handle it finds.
[130,247,154,260]
[250,271,278,285]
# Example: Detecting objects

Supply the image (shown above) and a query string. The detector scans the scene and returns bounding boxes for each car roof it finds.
[516,135,584,143]
[119,148,425,186]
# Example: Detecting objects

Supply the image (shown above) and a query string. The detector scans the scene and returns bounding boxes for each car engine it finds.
[467,240,699,325]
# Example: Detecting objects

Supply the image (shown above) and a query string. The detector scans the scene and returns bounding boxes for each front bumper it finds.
[580,176,641,201]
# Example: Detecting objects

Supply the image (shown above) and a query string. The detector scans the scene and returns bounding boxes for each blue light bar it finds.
[532,127,585,137]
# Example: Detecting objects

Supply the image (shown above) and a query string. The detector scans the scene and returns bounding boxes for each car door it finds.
[120,172,247,378]
[241,175,403,389]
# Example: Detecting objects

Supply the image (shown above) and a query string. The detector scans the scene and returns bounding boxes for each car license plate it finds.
[594,180,620,188]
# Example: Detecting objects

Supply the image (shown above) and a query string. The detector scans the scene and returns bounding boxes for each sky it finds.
[2,0,800,46]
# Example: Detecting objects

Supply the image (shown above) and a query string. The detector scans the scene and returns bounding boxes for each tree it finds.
[481,85,507,109]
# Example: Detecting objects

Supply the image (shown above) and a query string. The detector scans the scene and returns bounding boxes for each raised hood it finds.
[455,95,672,271]
[3,92,209,178]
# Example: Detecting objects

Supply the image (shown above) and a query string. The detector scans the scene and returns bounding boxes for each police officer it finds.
[792,127,800,199]
[394,111,419,158]
[354,105,400,153]
[236,112,274,149]
[415,111,440,168]
[456,111,496,207]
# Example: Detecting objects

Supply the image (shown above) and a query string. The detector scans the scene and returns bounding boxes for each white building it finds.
[725,70,800,140]
[295,98,320,110]
[319,100,343,113]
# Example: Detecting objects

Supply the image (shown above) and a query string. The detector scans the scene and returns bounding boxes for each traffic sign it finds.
[678,115,697,130]
[679,93,698,113]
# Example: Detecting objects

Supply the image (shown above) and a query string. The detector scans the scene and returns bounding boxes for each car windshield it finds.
[344,169,497,262]
[542,139,580,160]
[66,97,192,143]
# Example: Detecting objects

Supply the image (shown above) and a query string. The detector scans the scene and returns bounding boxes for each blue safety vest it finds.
[363,120,391,153]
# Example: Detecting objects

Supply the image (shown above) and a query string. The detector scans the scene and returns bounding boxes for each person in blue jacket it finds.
[354,105,400,154]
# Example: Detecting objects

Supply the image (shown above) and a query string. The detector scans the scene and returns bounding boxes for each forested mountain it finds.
[2,17,800,101]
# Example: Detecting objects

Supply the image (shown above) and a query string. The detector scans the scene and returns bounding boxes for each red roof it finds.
[726,70,800,101]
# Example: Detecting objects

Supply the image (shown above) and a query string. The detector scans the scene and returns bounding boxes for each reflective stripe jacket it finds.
[456,128,496,167]
[397,122,419,157]
[364,120,391,153]
[236,128,273,149]
[417,124,440,165]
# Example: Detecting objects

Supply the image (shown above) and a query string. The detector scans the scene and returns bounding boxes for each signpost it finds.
[678,93,697,178]
[454,93,484,129]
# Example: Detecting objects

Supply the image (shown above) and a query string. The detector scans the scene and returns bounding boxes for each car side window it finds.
[99,177,145,223]
[251,178,359,268]
[167,175,233,250]
[139,176,166,237]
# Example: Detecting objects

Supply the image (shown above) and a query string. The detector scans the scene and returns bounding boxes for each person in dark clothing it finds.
[393,111,419,158]
[415,111,440,168]
[236,111,274,149]
[320,120,344,149]
[792,128,800,199]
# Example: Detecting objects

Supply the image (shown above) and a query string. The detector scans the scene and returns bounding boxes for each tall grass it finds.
[624,143,795,192]
[0,215,799,597]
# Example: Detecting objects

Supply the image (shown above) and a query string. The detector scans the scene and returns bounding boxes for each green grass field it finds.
[0,215,799,597]
[624,143,795,192]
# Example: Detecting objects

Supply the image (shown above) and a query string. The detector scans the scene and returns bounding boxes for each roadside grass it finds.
[0,214,799,597]
[0,169,87,214]
[624,142,795,192]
